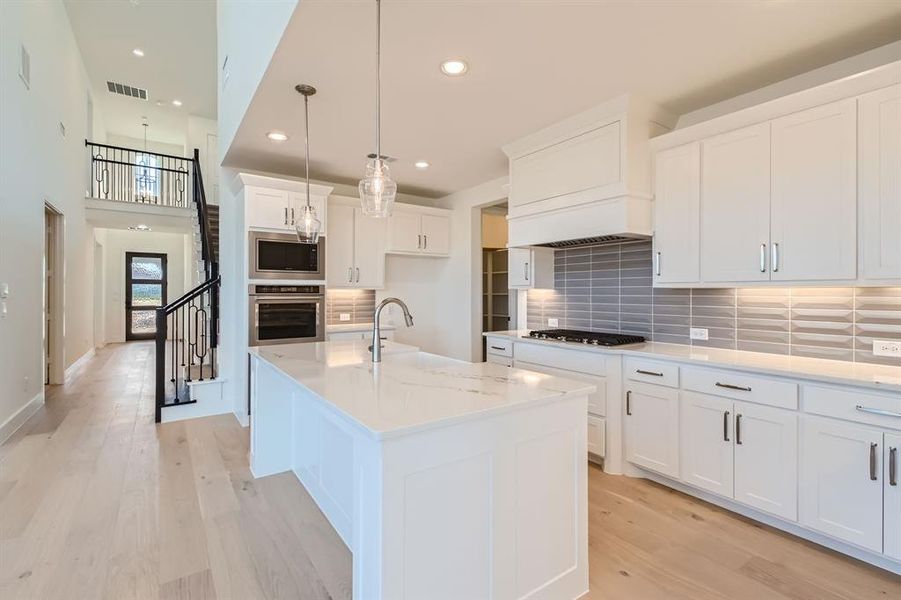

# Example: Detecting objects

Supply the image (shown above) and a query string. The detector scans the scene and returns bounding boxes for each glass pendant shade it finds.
[295,204,321,244]
[359,157,397,217]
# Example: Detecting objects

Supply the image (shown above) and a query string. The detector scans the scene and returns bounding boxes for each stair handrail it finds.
[191,148,216,280]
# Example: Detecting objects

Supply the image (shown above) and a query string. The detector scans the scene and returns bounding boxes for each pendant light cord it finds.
[375,0,381,163]
[304,93,311,209]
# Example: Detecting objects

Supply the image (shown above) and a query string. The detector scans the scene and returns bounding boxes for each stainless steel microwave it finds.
[249,230,325,280]
[248,284,325,346]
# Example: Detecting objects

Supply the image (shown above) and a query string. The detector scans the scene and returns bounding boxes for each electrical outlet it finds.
[339,313,351,322]
[690,327,709,341]
[548,318,559,327]
[873,339,901,357]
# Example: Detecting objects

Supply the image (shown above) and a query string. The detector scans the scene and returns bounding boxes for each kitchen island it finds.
[248,340,595,600]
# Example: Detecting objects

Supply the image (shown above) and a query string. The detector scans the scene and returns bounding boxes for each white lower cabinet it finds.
[680,392,734,498]
[885,433,901,561]
[801,416,884,553]
[587,415,606,458]
[733,401,798,521]
[625,383,679,478]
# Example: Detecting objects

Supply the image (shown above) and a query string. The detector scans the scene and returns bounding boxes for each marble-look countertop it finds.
[250,340,596,439]
[485,330,901,394]
[325,322,395,333]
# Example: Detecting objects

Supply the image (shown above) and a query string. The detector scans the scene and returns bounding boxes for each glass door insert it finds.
[125,252,167,340]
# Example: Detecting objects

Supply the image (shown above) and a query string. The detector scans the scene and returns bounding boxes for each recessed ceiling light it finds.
[171,99,182,107]
[128,224,151,231]
[440,59,468,76]
[267,131,288,142]
[132,48,145,57]
[414,160,430,169]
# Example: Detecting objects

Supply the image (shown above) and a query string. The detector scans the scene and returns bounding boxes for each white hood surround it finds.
[503,95,675,248]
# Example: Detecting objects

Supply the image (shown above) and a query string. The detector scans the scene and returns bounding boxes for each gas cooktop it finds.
[525,329,646,346]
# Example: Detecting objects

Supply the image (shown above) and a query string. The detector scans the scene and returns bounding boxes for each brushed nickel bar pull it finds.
[423,234,428,249]
[655,251,661,276]
[856,405,901,418]
[716,382,752,392]
[524,262,529,282]
[724,411,730,442]
[626,390,632,416]
[759,244,767,272]
[347,267,353,282]
[772,242,780,272]
[735,413,743,445]
[636,369,664,377]
[356,267,360,283]
[890,447,898,487]
[417,234,422,249]
[284,207,289,225]
[870,442,878,481]
[291,207,295,225]
[490,345,506,351]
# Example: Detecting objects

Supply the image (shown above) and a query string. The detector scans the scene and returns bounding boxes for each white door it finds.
[733,402,798,521]
[624,383,680,478]
[701,123,772,282]
[859,83,901,281]
[885,433,901,561]
[353,207,387,288]
[508,248,531,288]
[680,392,734,498]
[247,188,291,231]
[771,98,857,281]
[420,214,450,255]
[800,416,883,552]
[653,142,700,284]
[387,211,422,253]
[326,204,356,287]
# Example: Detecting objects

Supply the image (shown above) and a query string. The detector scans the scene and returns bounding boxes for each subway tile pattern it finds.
[325,289,376,325]
[526,241,901,366]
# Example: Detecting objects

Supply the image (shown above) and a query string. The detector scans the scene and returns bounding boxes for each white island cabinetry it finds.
[250,340,593,600]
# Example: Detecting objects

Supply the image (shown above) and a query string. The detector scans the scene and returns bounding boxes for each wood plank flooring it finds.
[0,342,898,599]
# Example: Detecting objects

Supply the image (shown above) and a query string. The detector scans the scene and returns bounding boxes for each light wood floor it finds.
[1,342,898,599]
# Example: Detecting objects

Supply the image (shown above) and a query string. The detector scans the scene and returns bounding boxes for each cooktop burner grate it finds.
[525,329,646,346]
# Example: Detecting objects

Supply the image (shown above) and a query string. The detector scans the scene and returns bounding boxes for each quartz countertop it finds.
[485,330,901,394]
[250,340,596,439]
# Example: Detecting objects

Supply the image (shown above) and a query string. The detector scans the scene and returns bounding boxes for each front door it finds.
[125,252,167,341]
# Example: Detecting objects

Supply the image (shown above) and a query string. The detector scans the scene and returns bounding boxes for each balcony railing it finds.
[86,140,194,208]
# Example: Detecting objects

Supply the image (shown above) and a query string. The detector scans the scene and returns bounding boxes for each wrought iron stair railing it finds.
[86,140,194,207]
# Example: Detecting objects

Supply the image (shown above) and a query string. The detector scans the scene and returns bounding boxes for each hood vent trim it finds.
[536,234,648,248]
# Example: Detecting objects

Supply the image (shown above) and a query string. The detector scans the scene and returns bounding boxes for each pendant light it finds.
[358,0,397,217]
[295,83,322,244]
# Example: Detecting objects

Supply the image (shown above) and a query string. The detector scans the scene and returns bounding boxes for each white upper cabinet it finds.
[653,142,700,283]
[386,206,451,257]
[326,198,386,289]
[241,175,332,233]
[770,99,857,281]
[859,83,901,282]
[508,247,555,289]
[700,123,771,282]
[247,188,292,231]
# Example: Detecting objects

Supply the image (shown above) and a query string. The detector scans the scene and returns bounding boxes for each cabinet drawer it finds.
[514,342,606,377]
[587,415,606,458]
[486,354,513,367]
[624,358,679,388]
[683,367,798,410]
[485,337,513,357]
[804,385,901,431]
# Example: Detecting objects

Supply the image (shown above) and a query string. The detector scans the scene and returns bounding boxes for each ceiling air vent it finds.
[106,80,148,100]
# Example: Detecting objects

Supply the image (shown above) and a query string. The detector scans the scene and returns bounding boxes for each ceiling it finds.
[226,0,901,198]
[64,0,217,146]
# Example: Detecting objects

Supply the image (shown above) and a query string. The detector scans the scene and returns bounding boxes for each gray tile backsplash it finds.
[526,240,901,366]
[326,289,376,325]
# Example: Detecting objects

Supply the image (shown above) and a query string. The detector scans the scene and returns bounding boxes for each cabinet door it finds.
[326,204,356,287]
[587,415,606,458]
[885,433,901,562]
[625,383,680,478]
[353,207,386,288]
[733,402,798,521]
[771,99,857,281]
[680,392,733,498]
[800,416,883,552]
[508,248,531,288]
[859,84,901,281]
[701,123,771,282]
[247,188,291,230]
[387,211,422,253]
[653,142,700,283]
[420,214,450,255]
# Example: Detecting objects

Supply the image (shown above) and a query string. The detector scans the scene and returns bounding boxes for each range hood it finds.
[502,95,673,249]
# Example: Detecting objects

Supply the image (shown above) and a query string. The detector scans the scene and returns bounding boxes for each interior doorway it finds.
[125,252,168,341]
[44,204,64,385]
[480,203,515,361]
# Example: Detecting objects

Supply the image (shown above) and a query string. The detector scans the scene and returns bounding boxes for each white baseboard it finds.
[65,347,96,379]
[0,391,45,444]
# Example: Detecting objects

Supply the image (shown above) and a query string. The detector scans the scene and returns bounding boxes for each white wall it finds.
[105,133,186,158]
[379,177,509,362]
[0,0,102,433]
[187,115,219,204]
[96,229,190,344]
[217,0,298,158]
